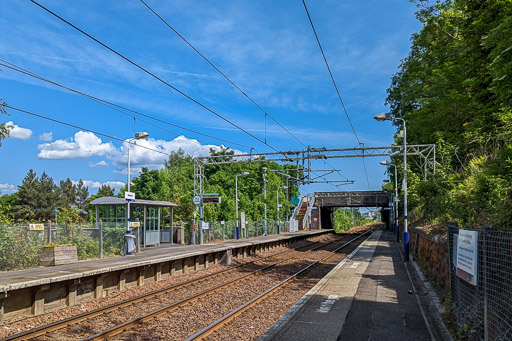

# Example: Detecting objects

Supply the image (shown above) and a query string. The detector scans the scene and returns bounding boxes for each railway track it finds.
[186,228,374,340]
[2,232,341,341]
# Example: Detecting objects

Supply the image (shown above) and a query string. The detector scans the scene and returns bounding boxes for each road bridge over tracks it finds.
[314,191,391,229]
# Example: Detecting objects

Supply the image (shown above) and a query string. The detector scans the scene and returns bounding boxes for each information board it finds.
[240,212,246,229]
[456,230,478,286]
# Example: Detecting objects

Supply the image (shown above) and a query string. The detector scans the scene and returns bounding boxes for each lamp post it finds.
[263,167,267,236]
[235,171,250,240]
[126,132,149,233]
[374,113,409,261]
[380,161,399,242]
[277,185,288,234]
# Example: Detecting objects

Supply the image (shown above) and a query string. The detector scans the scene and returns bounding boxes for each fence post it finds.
[99,220,103,258]
[222,221,225,241]
[482,229,488,341]
[47,220,52,245]
[135,218,141,253]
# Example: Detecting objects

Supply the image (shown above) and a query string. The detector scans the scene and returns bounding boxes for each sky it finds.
[0,0,421,196]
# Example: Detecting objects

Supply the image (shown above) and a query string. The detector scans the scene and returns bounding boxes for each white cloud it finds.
[114,135,240,174]
[6,121,32,140]
[37,131,118,159]
[39,132,53,141]
[89,160,108,167]
[72,180,125,190]
[0,183,16,193]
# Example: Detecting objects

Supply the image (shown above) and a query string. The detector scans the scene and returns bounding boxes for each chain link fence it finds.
[0,223,125,271]
[448,223,512,340]
[183,220,292,245]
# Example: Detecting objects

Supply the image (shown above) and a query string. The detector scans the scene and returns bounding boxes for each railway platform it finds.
[0,229,329,322]
[261,230,451,341]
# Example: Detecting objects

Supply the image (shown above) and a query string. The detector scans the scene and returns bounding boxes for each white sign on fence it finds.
[240,212,246,229]
[202,222,210,230]
[456,230,478,286]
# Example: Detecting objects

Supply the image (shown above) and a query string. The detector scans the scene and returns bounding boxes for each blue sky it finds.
[0,0,421,195]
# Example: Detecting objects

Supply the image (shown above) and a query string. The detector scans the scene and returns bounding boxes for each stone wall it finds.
[408,226,450,300]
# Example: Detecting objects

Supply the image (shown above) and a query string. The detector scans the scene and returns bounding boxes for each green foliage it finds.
[333,208,371,233]
[0,225,44,270]
[385,0,512,230]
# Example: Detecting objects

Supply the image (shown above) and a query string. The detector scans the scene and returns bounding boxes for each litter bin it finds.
[124,230,136,256]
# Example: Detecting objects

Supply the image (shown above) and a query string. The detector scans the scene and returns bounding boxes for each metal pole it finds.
[277,187,280,234]
[393,164,399,242]
[199,196,204,244]
[236,175,240,240]
[400,118,409,262]
[47,219,52,245]
[99,220,103,258]
[127,140,131,233]
[263,167,267,236]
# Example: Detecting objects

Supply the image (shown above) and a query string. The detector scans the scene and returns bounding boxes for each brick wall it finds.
[408,226,450,300]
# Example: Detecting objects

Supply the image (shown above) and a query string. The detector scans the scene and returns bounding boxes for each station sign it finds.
[125,191,136,201]
[202,197,221,204]
[29,223,45,231]
[193,195,201,205]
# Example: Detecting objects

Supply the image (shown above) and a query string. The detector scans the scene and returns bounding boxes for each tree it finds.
[0,98,12,146]
[75,179,89,222]
[97,184,115,197]
[35,171,59,222]
[385,0,512,229]
[59,178,77,209]
[132,168,161,200]
[14,169,39,222]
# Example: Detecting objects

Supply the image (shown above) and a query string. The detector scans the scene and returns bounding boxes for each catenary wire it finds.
[2,104,170,155]
[301,0,372,189]
[138,0,308,149]
[0,59,252,149]
[29,0,278,152]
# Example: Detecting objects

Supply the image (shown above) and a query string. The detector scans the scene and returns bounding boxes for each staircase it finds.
[295,199,309,230]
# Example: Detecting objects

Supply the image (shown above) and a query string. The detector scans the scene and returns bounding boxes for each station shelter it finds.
[90,196,178,246]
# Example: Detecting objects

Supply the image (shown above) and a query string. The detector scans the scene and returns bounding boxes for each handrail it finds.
[292,195,305,219]
[302,194,315,230]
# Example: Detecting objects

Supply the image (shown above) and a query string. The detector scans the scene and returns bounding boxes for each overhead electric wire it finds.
[0,59,252,149]
[29,0,278,152]
[138,0,308,149]
[2,104,170,156]
[301,0,372,189]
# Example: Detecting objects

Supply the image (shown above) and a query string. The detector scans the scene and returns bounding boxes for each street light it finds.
[235,171,250,240]
[374,113,409,261]
[126,132,149,233]
[277,185,288,234]
[380,160,399,242]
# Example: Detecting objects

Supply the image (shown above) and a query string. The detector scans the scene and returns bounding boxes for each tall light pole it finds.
[235,171,250,240]
[277,185,287,234]
[126,132,149,233]
[380,161,399,242]
[263,166,267,236]
[374,113,409,261]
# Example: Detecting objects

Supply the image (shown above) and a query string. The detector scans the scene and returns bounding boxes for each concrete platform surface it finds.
[261,230,445,341]
[0,229,328,293]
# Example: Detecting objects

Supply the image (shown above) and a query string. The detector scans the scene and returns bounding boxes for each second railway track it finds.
[3,225,379,341]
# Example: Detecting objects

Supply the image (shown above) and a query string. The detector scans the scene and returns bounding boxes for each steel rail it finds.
[186,227,376,340]
[79,232,364,340]
[3,235,331,341]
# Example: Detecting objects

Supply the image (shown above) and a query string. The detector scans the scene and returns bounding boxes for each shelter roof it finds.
[89,196,178,207]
